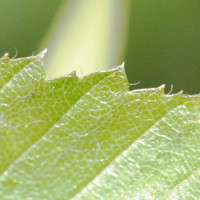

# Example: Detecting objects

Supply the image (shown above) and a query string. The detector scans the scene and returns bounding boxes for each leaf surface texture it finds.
[0,52,200,199]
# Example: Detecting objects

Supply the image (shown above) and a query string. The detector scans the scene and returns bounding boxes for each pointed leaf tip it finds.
[37,48,48,59]
[158,84,165,91]
[120,62,125,69]
[68,70,77,76]
[1,53,9,59]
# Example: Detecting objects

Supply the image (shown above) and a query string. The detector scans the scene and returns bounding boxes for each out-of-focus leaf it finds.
[39,0,130,78]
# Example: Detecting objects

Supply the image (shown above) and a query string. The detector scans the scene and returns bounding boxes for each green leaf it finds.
[0,51,200,199]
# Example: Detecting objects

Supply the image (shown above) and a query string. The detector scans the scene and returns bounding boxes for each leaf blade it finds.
[0,52,200,199]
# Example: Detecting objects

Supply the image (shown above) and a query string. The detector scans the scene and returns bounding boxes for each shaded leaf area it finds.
[0,52,200,199]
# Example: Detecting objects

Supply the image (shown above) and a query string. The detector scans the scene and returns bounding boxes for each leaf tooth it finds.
[37,48,48,59]
[120,61,125,68]
[68,70,77,76]
[169,90,184,96]
[158,84,165,90]
[117,62,125,72]
[177,90,184,95]
[0,53,9,60]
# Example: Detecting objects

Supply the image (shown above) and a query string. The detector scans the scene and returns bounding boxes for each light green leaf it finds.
[0,52,200,199]
[39,0,130,78]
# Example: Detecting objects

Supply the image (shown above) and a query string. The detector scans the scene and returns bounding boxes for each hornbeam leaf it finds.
[0,51,200,199]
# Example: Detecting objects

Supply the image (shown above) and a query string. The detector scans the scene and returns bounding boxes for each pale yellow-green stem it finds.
[38,0,131,78]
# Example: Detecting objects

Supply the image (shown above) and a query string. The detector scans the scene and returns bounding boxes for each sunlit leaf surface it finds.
[0,51,200,199]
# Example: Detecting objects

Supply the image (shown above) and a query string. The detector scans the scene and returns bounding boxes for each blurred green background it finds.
[1,0,200,94]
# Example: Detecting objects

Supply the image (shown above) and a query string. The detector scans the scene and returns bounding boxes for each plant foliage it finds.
[0,51,200,199]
